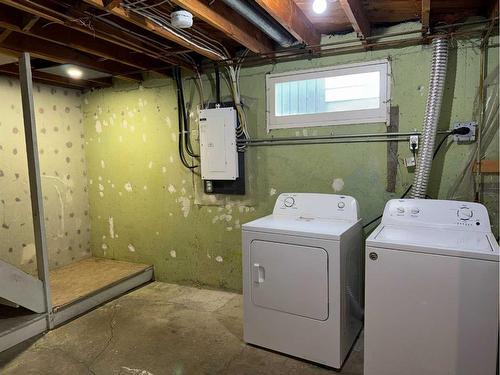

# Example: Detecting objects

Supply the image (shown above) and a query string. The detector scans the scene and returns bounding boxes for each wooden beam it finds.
[254,0,320,46]
[474,160,499,173]
[0,62,112,89]
[421,0,430,34]
[171,0,273,54]
[21,15,38,31]
[0,32,142,81]
[0,7,171,71]
[83,0,224,60]
[0,29,12,43]
[0,0,193,70]
[104,0,121,10]
[339,0,371,40]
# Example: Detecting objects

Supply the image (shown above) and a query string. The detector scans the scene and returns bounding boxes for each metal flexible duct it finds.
[410,37,449,198]
[221,0,297,47]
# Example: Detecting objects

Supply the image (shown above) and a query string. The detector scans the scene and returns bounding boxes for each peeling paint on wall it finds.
[0,77,91,273]
[331,178,345,192]
[82,28,499,291]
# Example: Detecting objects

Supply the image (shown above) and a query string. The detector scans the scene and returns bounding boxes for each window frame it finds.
[266,59,391,131]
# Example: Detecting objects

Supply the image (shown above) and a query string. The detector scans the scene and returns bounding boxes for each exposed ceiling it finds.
[0,0,497,89]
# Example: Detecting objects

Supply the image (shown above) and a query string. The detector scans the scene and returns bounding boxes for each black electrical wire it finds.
[362,127,470,229]
[174,67,198,170]
[175,68,199,158]
[215,64,221,104]
[173,68,198,158]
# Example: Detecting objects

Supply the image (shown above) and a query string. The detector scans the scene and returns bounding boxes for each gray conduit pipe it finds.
[410,36,449,198]
[221,0,297,47]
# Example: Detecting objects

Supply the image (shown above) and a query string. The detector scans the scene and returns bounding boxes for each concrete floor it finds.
[0,282,363,375]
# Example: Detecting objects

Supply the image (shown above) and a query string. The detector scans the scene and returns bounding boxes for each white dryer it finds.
[242,193,363,368]
[364,199,499,375]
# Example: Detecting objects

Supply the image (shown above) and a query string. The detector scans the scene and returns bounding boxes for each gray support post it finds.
[18,52,53,328]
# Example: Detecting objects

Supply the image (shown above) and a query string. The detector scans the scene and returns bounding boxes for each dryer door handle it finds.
[253,263,265,284]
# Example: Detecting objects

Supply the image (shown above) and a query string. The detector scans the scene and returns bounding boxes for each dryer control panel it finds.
[382,199,491,232]
[273,193,359,221]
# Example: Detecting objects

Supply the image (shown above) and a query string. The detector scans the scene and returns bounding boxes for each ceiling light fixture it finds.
[312,0,327,14]
[66,67,83,79]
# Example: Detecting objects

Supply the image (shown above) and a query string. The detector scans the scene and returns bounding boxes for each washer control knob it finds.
[338,201,345,209]
[396,207,405,214]
[411,208,420,215]
[284,197,295,208]
[457,207,473,221]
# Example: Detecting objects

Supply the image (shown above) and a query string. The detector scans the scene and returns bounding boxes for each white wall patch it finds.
[95,120,102,134]
[167,184,176,194]
[127,244,136,252]
[124,182,133,192]
[269,188,277,196]
[108,217,115,239]
[169,250,177,258]
[177,197,191,218]
[215,256,223,263]
[331,178,345,192]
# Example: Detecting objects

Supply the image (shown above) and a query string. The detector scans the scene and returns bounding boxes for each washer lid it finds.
[242,215,358,240]
[367,225,499,261]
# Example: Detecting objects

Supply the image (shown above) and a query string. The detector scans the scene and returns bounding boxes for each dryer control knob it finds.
[457,207,473,221]
[284,197,295,207]
[396,207,405,214]
[338,202,345,209]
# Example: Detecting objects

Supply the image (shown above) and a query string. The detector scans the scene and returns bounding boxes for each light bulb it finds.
[312,0,327,14]
[66,67,83,79]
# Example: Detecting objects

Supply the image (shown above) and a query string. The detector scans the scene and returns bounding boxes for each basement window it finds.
[266,59,390,130]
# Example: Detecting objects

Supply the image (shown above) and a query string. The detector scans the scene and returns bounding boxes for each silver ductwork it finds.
[410,36,449,199]
[221,0,297,47]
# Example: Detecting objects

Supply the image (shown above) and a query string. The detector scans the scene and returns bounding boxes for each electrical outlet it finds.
[409,135,419,150]
[453,122,476,142]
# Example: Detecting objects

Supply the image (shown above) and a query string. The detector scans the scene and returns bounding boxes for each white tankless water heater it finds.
[364,199,499,375]
[242,193,364,368]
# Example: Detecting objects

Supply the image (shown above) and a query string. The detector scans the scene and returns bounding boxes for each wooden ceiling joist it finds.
[422,0,431,34]
[0,62,112,89]
[0,29,12,43]
[0,32,142,81]
[103,0,121,10]
[0,0,193,70]
[254,0,320,47]
[170,0,273,54]
[339,0,371,41]
[83,0,224,61]
[0,6,158,71]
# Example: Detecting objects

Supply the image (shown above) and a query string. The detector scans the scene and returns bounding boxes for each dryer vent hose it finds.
[410,37,449,199]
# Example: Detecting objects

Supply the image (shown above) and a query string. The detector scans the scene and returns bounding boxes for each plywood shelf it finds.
[50,257,152,309]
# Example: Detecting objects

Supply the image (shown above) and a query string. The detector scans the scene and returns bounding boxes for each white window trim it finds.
[266,59,391,131]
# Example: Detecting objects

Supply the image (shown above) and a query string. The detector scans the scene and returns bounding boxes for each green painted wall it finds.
[83,23,499,291]
[0,76,91,275]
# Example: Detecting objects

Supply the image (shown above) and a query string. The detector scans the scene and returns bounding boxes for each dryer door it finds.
[250,240,329,321]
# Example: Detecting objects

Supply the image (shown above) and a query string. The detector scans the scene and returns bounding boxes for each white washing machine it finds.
[242,193,363,368]
[364,199,499,375]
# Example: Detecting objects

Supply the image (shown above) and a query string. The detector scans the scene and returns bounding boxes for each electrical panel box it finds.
[199,107,238,181]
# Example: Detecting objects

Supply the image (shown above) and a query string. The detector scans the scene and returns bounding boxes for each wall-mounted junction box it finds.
[453,121,476,142]
[199,107,238,181]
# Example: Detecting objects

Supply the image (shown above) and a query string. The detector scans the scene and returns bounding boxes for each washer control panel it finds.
[382,199,491,231]
[274,193,359,221]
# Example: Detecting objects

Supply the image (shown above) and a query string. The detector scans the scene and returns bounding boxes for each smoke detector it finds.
[171,9,193,28]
